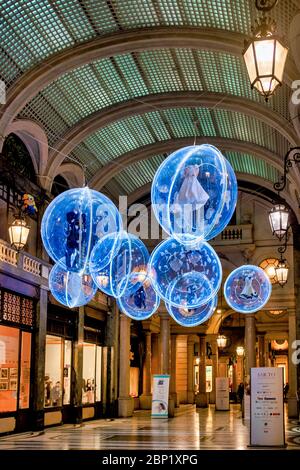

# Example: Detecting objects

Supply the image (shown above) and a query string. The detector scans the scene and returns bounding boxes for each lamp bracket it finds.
[273,147,300,193]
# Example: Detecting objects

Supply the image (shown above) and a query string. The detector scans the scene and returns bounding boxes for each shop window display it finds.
[19,332,31,409]
[63,340,72,406]
[82,342,102,404]
[44,335,63,408]
[0,326,19,412]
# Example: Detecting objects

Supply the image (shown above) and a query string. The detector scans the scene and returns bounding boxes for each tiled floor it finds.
[0,405,299,450]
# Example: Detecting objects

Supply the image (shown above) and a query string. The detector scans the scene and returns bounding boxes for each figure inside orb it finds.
[65,211,87,269]
[132,285,147,309]
[239,273,258,300]
[173,165,209,234]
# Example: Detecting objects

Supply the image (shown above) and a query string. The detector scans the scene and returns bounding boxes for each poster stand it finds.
[151,375,170,419]
[249,367,286,448]
[215,377,230,411]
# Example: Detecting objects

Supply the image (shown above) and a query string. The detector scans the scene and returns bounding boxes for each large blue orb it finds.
[224,265,272,314]
[151,144,228,244]
[165,295,217,327]
[41,187,122,273]
[89,232,149,299]
[118,274,160,320]
[149,238,222,309]
[206,158,238,240]
[49,262,97,308]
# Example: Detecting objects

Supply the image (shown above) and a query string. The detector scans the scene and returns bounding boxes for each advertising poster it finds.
[206,365,213,392]
[215,377,230,411]
[250,367,285,447]
[151,375,170,418]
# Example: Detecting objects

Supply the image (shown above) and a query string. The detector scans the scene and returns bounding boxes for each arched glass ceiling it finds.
[0,0,297,88]
[67,107,289,179]
[112,151,280,195]
[20,48,291,146]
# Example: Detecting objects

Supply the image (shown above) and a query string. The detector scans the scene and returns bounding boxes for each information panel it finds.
[151,375,170,418]
[215,377,230,411]
[250,367,285,447]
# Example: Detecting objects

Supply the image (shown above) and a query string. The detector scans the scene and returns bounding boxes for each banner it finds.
[250,367,285,447]
[215,377,230,411]
[151,375,170,418]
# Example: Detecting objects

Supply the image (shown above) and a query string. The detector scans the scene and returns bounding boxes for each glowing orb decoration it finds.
[49,262,97,308]
[206,158,238,240]
[224,265,272,314]
[165,295,217,327]
[41,187,122,273]
[151,144,228,244]
[118,274,160,320]
[149,237,222,309]
[89,232,149,299]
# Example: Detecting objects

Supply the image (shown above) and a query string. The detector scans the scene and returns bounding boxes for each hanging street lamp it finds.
[8,213,30,251]
[275,258,289,287]
[236,346,245,357]
[269,204,290,241]
[217,335,227,349]
[243,0,288,101]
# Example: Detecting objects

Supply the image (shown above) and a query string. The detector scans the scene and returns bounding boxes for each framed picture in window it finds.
[0,368,8,379]
[9,380,17,391]
[10,368,18,378]
[0,380,8,390]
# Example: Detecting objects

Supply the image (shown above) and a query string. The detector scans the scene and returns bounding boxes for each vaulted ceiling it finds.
[0,0,300,205]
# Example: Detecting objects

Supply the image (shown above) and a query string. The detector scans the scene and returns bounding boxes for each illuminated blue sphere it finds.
[224,265,272,314]
[118,274,160,320]
[89,232,149,299]
[151,144,228,244]
[206,158,238,240]
[149,237,222,309]
[49,262,97,308]
[165,295,217,327]
[41,187,122,274]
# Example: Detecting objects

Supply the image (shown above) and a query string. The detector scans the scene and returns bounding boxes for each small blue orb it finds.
[118,274,160,320]
[89,232,149,299]
[49,262,97,308]
[165,295,217,327]
[206,158,238,240]
[149,237,222,308]
[151,144,228,244]
[224,265,272,314]
[41,187,122,273]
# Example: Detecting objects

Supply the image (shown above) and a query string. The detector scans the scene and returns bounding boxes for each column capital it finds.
[159,311,170,320]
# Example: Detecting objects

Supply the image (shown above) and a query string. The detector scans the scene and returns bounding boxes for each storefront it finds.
[0,287,35,433]
[44,302,106,426]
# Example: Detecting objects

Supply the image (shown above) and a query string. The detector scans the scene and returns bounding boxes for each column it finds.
[264,337,270,367]
[140,331,152,409]
[118,314,133,417]
[160,313,170,375]
[293,228,300,418]
[170,334,178,407]
[288,309,298,418]
[104,299,120,417]
[187,335,195,404]
[72,305,84,423]
[151,333,160,375]
[196,335,207,407]
[206,334,218,404]
[244,314,256,378]
[258,334,265,367]
[32,286,48,430]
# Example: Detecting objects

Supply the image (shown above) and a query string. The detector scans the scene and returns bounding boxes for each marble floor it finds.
[0,405,299,450]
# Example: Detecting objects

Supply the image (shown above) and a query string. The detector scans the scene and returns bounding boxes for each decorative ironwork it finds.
[0,289,34,327]
[273,147,300,193]
[255,0,278,12]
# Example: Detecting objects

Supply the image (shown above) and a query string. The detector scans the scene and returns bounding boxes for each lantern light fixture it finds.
[217,335,227,349]
[269,204,289,241]
[243,0,288,101]
[8,213,30,251]
[236,346,245,357]
[275,257,289,287]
